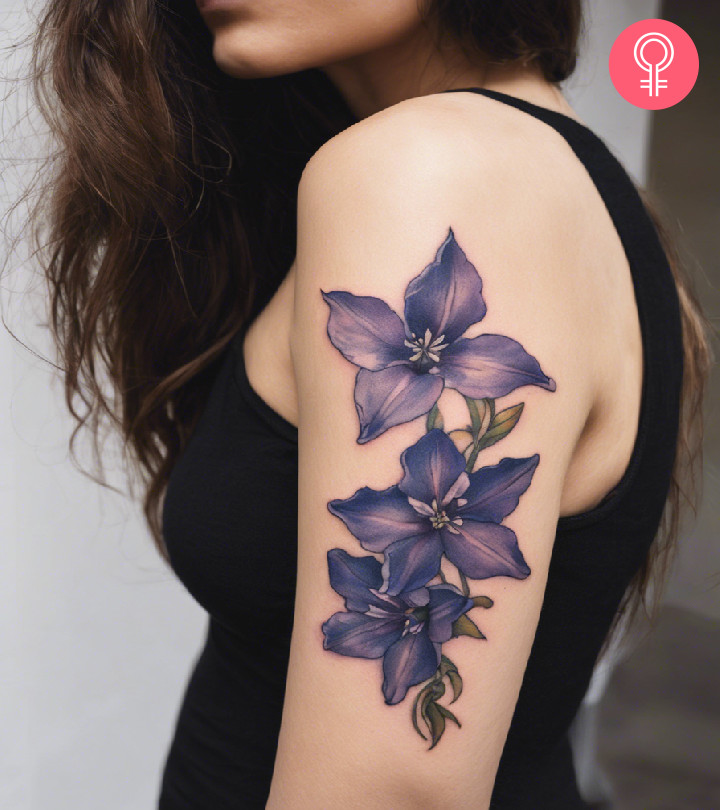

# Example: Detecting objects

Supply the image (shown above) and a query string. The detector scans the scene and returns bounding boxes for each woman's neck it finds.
[319,20,567,122]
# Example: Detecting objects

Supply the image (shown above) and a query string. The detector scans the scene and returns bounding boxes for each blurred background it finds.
[1,1,717,808]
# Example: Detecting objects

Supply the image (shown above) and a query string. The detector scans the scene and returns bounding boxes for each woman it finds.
[23,1,711,808]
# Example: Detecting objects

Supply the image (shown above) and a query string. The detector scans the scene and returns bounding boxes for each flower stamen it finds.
[405,330,449,365]
[428,496,463,532]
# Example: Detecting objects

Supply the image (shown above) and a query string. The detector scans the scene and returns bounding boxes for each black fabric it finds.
[158,87,684,809]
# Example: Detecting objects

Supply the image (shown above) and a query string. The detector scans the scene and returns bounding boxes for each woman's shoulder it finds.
[293,85,613,480]
[295,88,602,379]
[300,87,589,218]
[292,87,603,454]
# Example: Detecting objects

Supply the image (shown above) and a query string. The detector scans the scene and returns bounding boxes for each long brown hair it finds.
[8,0,713,629]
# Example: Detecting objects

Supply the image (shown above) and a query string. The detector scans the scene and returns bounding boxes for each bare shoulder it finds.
[300,89,590,216]
[295,90,600,401]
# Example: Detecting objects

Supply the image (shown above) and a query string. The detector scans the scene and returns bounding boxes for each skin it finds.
[195,2,645,806]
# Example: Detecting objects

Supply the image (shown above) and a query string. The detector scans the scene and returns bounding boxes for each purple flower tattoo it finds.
[322,227,556,443]
[320,227,556,747]
[329,429,535,595]
[322,549,474,704]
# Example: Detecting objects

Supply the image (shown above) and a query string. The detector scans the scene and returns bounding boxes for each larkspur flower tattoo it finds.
[328,429,536,596]
[320,227,557,748]
[321,227,556,443]
[322,549,474,705]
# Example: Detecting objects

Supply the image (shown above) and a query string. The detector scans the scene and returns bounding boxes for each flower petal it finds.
[441,471,470,505]
[402,587,431,608]
[458,455,540,523]
[426,585,475,643]
[323,611,404,659]
[403,228,486,344]
[398,429,467,505]
[438,334,556,399]
[379,533,444,596]
[382,630,441,704]
[441,520,531,580]
[354,366,444,444]
[328,485,426,553]
[364,589,413,616]
[327,548,384,612]
[322,290,408,370]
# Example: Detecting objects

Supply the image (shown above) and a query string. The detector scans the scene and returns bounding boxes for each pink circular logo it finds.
[609,18,699,110]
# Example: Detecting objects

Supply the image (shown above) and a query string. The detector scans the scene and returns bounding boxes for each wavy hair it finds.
[8,0,713,634]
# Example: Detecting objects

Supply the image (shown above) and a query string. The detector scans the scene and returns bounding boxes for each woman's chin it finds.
[211,34,311,80]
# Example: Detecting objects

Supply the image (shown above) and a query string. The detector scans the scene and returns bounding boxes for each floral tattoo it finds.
[319,227,556,748]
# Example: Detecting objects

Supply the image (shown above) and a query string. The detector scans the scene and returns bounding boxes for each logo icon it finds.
[609,19,698,110]
[634,32,674,96]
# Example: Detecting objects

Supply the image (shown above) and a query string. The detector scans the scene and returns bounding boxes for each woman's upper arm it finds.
[267,113,595,810]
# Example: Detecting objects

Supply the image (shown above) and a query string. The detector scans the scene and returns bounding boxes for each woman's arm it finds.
[267,103,595,810]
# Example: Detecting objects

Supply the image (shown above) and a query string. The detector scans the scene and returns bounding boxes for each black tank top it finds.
[158,87,683,809]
